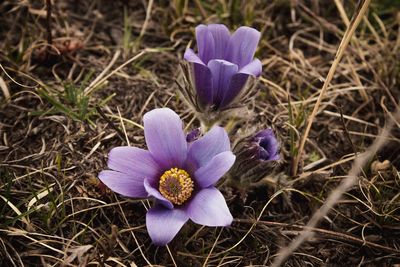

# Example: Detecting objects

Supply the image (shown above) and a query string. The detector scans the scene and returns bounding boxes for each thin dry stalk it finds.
[84,50,146,95]
[139,0,154,40]
[45,0,52,45]
[235,219,400,255]
[292,0,371,176]
[271,108,400,267]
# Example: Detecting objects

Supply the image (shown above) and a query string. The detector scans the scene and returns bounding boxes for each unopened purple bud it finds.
[254,129,280,161]
[230,128,281,185]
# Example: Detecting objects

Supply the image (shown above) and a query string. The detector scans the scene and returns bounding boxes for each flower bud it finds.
[253,129,280,161]
[230,129,281,185]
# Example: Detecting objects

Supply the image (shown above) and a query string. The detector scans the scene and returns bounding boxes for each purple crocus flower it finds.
[98,108,235,246]
[254,129,280,161]
[184,24,262,110]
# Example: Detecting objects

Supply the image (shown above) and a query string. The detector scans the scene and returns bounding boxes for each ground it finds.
[0,0,399,266]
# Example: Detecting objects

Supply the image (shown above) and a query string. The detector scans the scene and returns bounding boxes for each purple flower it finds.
[254,129,280,161]
[184,24,262,110]
[98,108,235,246]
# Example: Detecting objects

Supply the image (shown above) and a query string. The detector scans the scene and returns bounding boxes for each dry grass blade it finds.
[0,76,10,101]
[139,0,154,41]
[84,50,146,95]
[292,0,372,176]
[0,64,38,89]
[271,108,400,267]
[236,219,400,255]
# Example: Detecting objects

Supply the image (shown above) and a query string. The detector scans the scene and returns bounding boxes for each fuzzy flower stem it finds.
[224,117,239,133]
[198,112,220,132]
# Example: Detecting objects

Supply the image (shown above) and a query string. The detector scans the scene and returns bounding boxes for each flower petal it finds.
[257,129,280,161]
[184,49,213,106]
[108,146,159,178]
[196,24,215,64]
[186,126,231,170]
[144,179,173,209]
[225,26,261,69]
[144,108,187,169]
[207,59,238,107]
[219,59,262,108]
[194,151,236,188]
[220,73,249,108]
[146,206,188,246]
[186,187,233,226]
[239,58,262,77]
[98,170,147,198]
[184,48,205,66]
[206,24,230,59]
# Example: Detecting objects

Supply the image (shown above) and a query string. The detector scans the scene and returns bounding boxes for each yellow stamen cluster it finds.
[159,168,194,205]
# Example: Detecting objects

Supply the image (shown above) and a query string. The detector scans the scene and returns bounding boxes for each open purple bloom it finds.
[98,108,235,246]
[254,129,280,161]
[184,24,262,110]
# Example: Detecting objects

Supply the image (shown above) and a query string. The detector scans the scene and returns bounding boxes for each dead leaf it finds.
[64,244,93,265]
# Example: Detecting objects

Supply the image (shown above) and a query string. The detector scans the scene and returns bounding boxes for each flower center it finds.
[159,168,194,205]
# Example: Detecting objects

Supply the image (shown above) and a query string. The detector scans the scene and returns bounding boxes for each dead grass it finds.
[0,0,399,266]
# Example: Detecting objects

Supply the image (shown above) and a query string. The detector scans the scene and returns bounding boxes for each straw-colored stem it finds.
[292,0,372,176]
